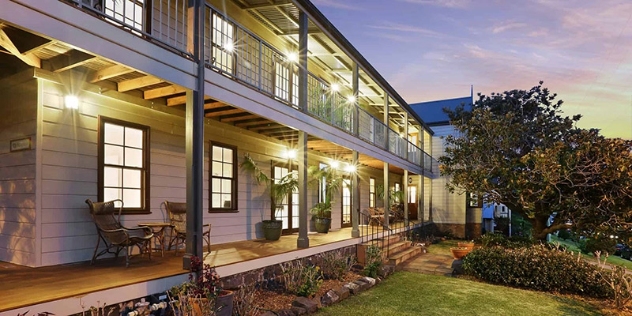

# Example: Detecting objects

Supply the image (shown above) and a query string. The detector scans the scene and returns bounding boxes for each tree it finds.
[439,82,632,240]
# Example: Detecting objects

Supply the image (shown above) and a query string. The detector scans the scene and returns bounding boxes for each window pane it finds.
[104,123,124,145]
[123,189,141,208]
[223,148,233,163]
[212,162,222,176]
[125,148,143,167]
[104,188,121,201]
[212,178,221,193]
[211,193,221,208]
[125,127,143,149]
[212,146,222,161]
[223,163,233,178]
[123,169,141,188]
[222,179,232,194]
[221,194,231,208]
[104,167,122,187]
[104,145,124,165]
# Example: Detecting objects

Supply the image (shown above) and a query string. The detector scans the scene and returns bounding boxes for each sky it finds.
[312,0,632,140]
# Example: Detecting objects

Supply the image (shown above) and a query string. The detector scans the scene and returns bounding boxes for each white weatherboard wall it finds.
[430,125,466,230]
[0,77,38,267]
[37,78,301,266]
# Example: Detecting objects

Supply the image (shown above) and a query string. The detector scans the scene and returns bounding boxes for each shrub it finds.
[557,229,572,240]
[280,260,323,297]
[462,245,612,298]
[320,249,356,281]
[480,233,535,249]
[578,237,616,256]
[363,245,382,278]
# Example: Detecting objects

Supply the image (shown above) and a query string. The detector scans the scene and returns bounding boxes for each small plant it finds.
[168,256,224,316]
[280,260,323,297]
[320,249,356,281]
[232,282,260,316]
[363,245,382,278]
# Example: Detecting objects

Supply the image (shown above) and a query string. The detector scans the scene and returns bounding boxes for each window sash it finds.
[210,143,237,211]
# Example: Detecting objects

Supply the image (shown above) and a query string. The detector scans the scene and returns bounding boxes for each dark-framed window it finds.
[369,177,376,208]
[98,116,150,214]
[209,142,238,212]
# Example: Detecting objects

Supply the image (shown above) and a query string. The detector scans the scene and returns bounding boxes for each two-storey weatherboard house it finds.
[0,0,437,313]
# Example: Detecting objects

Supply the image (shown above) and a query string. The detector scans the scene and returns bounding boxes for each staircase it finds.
[357,233,422,269]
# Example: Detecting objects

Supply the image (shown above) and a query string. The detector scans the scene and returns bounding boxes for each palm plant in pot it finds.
[240,153,298,241]
[308,164,343,233]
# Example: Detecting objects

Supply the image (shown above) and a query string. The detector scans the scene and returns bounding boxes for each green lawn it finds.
[317,272,601,316]
[549,235,632,269]
[425,239,458,256]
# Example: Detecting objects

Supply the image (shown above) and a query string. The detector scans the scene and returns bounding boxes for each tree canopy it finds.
[439,82,632,240]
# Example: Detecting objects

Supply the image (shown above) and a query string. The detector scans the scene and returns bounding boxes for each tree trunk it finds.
[532,214,550,241]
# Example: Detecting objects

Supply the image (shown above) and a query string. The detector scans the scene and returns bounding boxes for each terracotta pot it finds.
[457,242,475,251]
[450,247,471,260]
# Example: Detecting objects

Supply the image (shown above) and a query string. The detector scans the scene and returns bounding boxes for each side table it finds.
[138,222,172,257]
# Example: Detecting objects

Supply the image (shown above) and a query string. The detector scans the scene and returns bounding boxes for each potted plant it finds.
[308,165,343,233]
[240,153,298,241]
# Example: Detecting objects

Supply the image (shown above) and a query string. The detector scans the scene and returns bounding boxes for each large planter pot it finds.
[215,290,234,316]
[457,242,475,251]
[262,220,283,241]
[314,217,331,233]
[450,247,471,260]
[191,290,234,316]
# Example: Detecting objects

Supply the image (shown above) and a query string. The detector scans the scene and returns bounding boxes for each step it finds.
[388,246,422,266]
[388,241,413,255]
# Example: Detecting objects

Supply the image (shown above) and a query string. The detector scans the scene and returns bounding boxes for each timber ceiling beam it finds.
[0,28,41,68]
[235,119,275,128]
[89,64,134,83]
[144,85,186,100]
[243,1,293,10]
[44,49,96,73]
[205,108,244,118]
[118,75,163,92]
[221,114,260,123]
[167,94,213,106]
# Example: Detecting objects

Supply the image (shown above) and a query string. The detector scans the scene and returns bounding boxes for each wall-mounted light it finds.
[65,95,79,109]
[285,149,297,160]
[344,164,356,173]
[347,95,356,103]
[287,52,298,63]
[330,160,340,169]
[223,42,234,52]
[330,83,340,92]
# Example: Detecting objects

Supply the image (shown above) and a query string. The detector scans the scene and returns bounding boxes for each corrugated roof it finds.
[410,96,473,126]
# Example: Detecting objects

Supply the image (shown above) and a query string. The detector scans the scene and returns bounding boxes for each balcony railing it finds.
[64,0,432,170]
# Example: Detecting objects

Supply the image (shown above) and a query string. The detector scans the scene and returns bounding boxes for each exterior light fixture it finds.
[330,160,340,169]
[65,95,79,109]
[287,52,298,63]
[344,164,356,173]
[223,42,234,52]
[330,83,340,92]
[286,149,297,160]
[347,95,356,103]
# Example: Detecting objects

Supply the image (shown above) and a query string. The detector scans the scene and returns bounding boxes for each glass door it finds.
[273,165,298,233]
[341,178,351,227]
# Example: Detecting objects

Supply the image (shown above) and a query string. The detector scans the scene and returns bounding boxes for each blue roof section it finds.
[409,96,473,125]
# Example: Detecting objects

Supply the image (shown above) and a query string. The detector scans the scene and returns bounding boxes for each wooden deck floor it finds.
[1,222,418,312]
[0,228,357,312]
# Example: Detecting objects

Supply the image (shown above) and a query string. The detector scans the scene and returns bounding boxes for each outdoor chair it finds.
[85,199,153,267]
[164,200,211,255]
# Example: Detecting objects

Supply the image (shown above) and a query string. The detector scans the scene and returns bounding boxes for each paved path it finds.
[399,249,455,276]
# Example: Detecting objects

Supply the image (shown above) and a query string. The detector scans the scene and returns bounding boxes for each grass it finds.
[549,235,632,269]
[424,239,458,256]
[317,272,601,316]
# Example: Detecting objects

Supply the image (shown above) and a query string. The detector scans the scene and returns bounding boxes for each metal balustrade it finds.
[64,0,433,169]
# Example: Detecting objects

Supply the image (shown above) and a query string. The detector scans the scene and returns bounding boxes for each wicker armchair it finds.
[85,199,153,267]
[164,201,211,254]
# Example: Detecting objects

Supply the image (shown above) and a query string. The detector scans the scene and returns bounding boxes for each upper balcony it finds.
[9,0,435,173]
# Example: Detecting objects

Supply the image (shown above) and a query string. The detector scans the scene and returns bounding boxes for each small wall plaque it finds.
[10,137,32,152]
